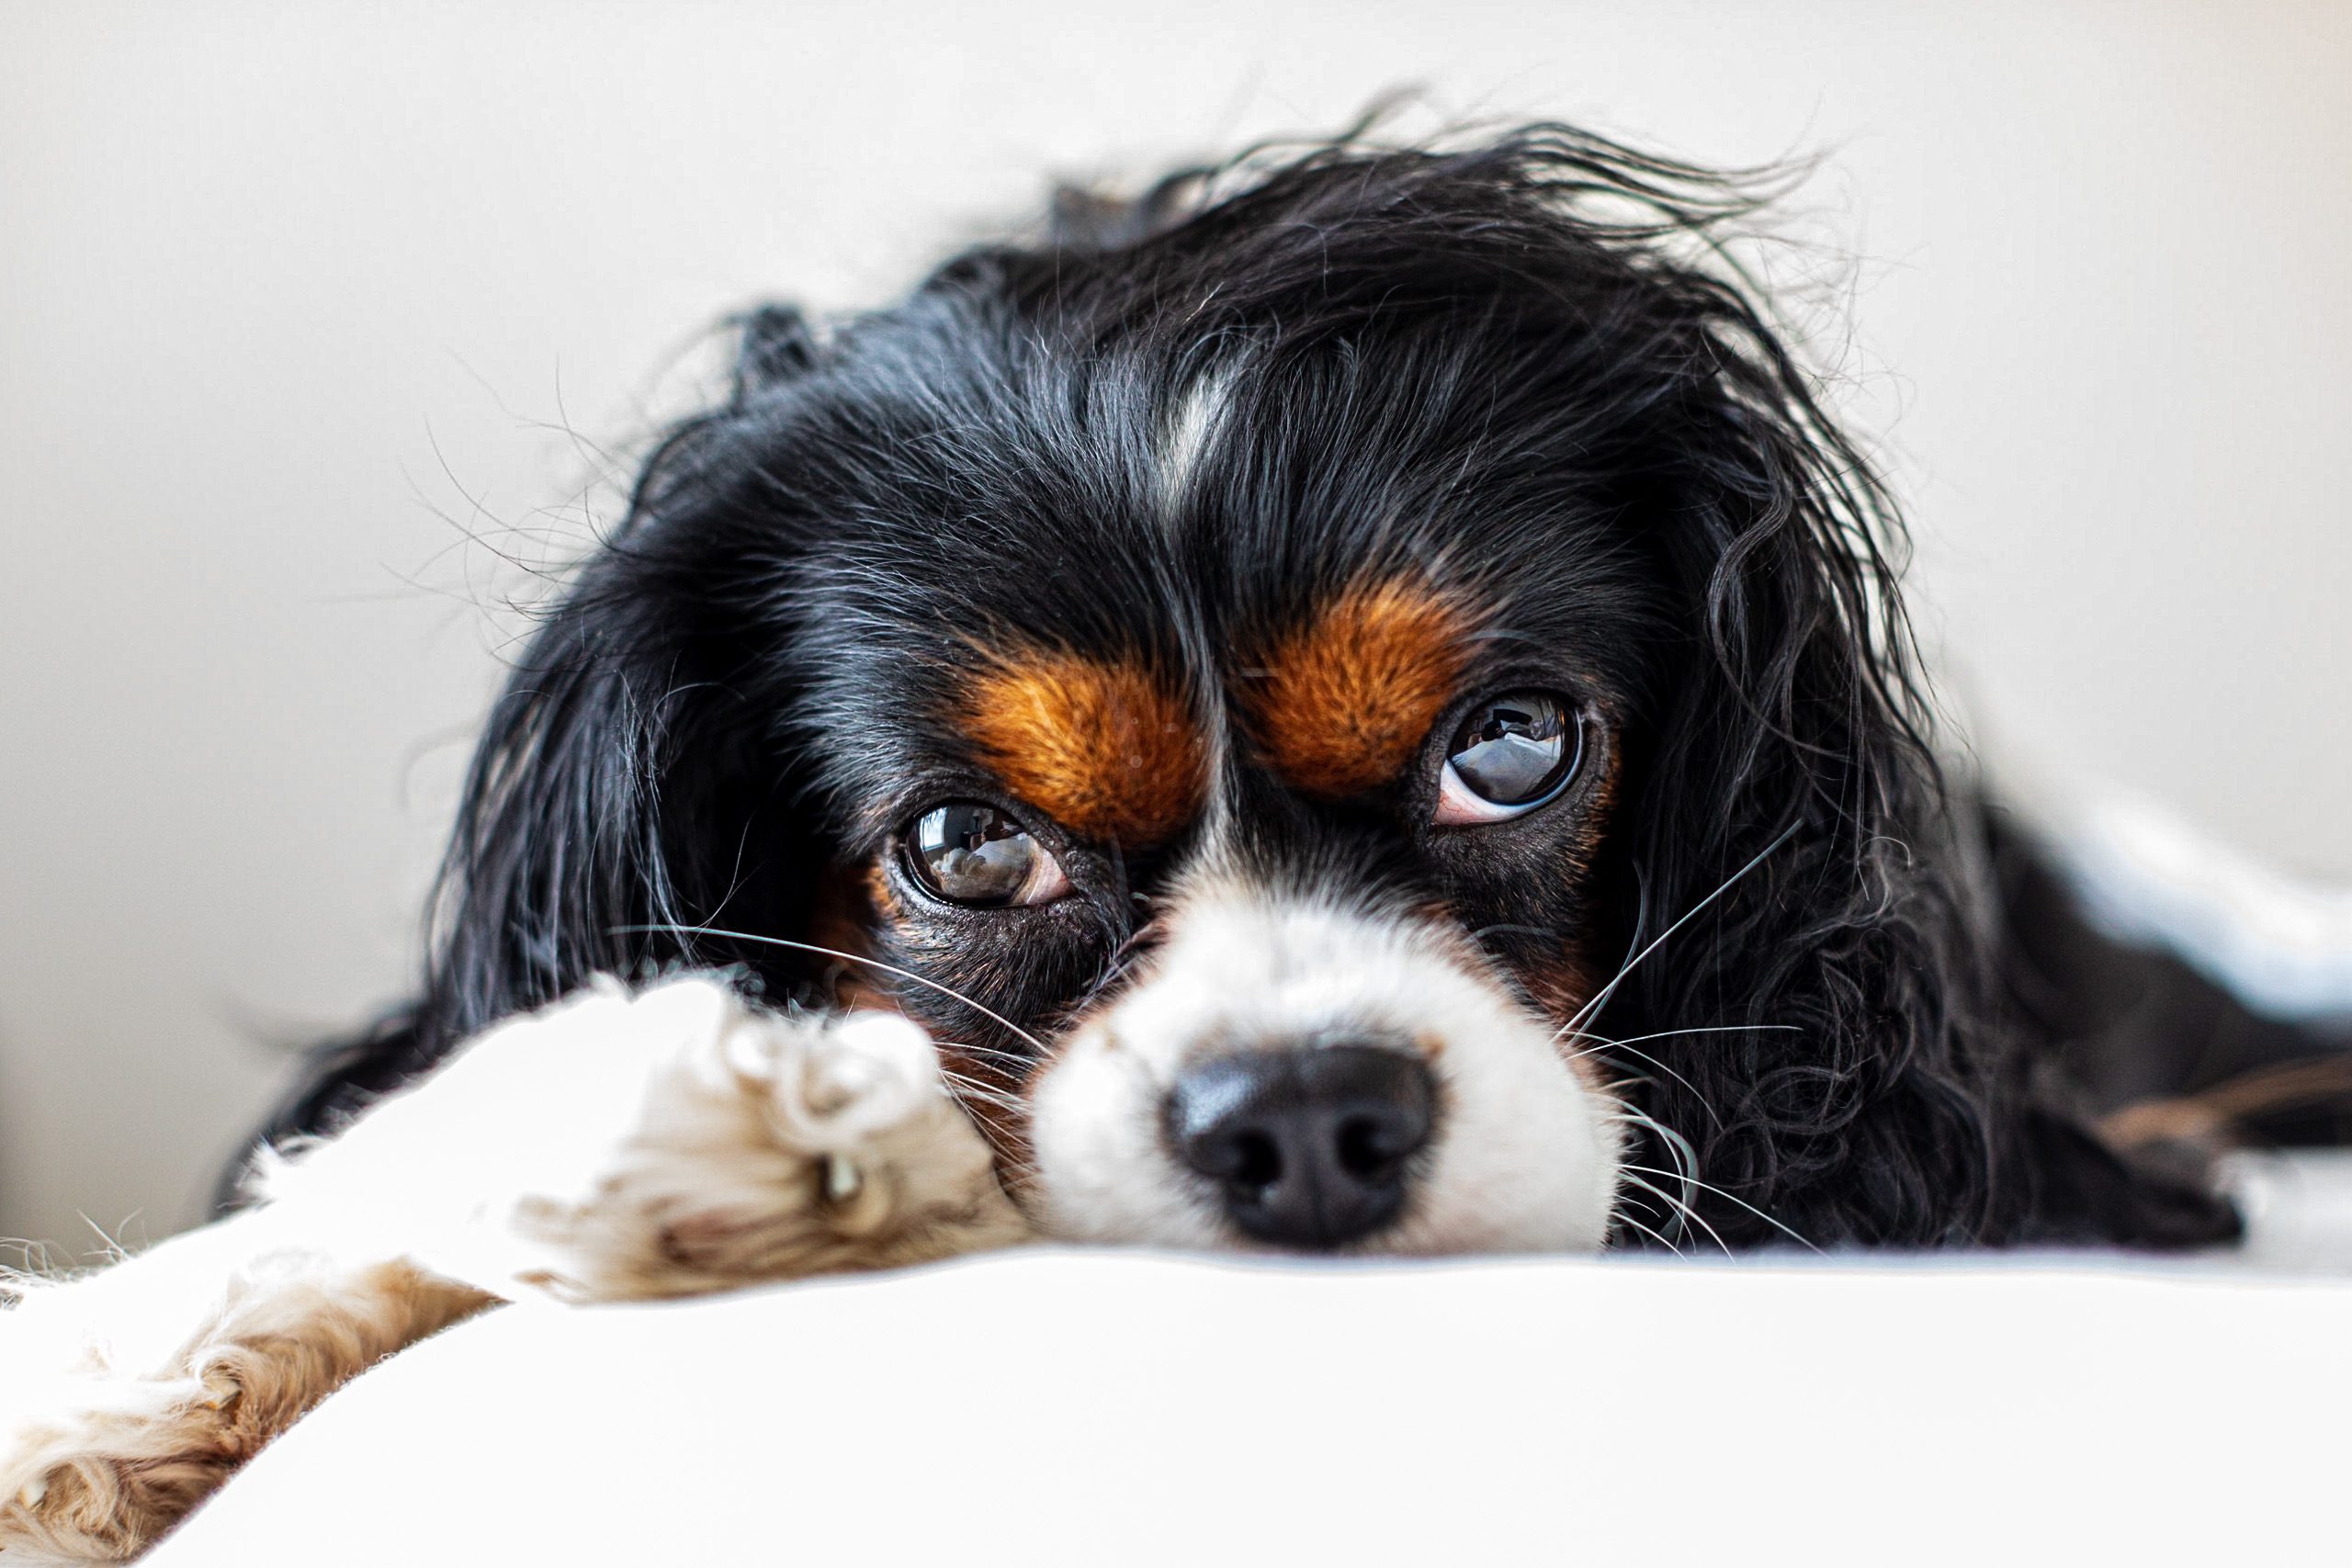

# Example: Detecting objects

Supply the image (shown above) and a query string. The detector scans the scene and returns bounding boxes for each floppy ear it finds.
[1594,335,2003,1247]
[418,298,837,1060]
[420,581,806,1040]
[1599,249,2237,1248]
[425,406,849,1027]
[239,408,833,1159]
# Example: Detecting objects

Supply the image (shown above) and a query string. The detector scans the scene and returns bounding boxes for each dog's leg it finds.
[0,976,1028,1562]
[0,1210,490,1565]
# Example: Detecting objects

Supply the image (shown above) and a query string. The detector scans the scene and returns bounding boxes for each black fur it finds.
[239,125,2339,1249]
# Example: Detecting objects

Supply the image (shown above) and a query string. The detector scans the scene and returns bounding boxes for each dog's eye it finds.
[1433,692,1582,825]
[904,802,1072,908]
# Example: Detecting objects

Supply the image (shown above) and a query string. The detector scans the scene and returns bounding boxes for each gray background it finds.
[3,1,2346,1259]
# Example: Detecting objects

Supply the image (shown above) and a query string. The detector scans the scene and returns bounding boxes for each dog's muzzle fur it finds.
[1028,888,1621,1254]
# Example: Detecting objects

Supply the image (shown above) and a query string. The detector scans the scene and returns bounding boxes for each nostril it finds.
[1166,1043,1437,1249]
[1335,1112,1416,1181]
[1229,1130,1283,1191]
[1186,1120,1285,1191]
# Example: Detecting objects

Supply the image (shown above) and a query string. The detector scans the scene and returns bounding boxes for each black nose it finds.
[1167,1045,1436,1249]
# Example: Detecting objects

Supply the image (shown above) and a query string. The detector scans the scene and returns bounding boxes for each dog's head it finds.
[409,129,2005,1253]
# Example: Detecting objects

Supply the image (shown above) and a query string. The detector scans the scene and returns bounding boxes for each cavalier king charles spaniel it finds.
[6,124,2344,1562]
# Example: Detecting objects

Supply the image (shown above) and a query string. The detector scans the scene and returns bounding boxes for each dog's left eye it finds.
[903,802,1073,908]
[1433,691,1583,825]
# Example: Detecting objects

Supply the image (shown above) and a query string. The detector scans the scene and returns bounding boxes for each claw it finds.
[21,1474,48,1507]
[823,1154,864,1202]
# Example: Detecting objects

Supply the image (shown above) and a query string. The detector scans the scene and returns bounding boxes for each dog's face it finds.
[406,132,2003,1255]
[768,359,1659,1251]
[656,188,1708,1253]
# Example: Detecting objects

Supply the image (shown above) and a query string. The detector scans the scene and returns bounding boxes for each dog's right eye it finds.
[904,802,1072,908]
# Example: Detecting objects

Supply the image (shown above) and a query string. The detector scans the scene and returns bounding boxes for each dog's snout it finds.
[1167,1044,1435,1248]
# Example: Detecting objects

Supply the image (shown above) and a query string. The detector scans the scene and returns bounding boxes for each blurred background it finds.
[3,1,2346,1259]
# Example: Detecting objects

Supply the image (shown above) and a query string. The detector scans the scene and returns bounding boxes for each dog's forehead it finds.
[780,358,1645,841]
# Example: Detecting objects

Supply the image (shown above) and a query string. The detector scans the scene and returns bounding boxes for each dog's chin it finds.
[1017,890,1623,1255]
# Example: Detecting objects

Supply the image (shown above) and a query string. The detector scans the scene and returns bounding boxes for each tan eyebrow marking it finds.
[1244,578,1473,799]
[961,649,1207,846]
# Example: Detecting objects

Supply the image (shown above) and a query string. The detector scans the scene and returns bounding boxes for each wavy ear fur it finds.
[1597,308,2013,1247]
[1423,135,2241,1248]
[424,391,851,1030]
[240,358,836,1156]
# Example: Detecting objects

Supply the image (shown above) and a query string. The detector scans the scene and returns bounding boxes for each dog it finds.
[6,123,2347,1562]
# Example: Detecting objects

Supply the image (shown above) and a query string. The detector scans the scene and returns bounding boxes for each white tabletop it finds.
[154,1245,2352,1566]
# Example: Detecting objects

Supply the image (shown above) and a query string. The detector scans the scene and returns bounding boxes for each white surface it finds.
[153,1249,2351,1566]
[5,4,2350,1260]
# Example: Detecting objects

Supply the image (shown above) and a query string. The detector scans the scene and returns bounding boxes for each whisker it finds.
[1610,1211,1685,1258]
[1468,922,1559,945]
[1560,821,1802,1038]
[932,1057,1024,1092]
[1564,1039,1725,1132]
[1072,920,1165,1010]
[1610,1168,1686,1245]
[932,1072,1030,1113]
[929,1081,1044,1181]
[940,1034,1032,1055]
[1627,1161,1825,1259]
[1607,1104,1701,1243]
[1558,1022,1803,1049]
[609,923,1049,1055]
[932,1039,1038,1067]
[1617,1171,1733,1258]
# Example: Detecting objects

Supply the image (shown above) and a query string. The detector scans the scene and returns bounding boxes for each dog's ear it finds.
[243,414,831,1153]
[1584,207,2235,1248]
[1600,341,2009,1247]
[427,414,836,1040]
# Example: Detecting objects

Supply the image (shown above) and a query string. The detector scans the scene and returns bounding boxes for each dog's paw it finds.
[267,976,1031,1303]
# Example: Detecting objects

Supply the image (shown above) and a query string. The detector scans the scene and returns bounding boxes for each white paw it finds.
[264,976,1030,1303]
[0,979,1028,1562]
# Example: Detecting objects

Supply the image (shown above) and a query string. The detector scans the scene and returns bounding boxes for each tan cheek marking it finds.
[862,859,903,927]
[962,650,1206,846]
[1248,579,1471,798]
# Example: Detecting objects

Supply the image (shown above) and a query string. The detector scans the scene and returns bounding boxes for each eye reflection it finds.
[1433,692,1582,826]
[906,802,1072,908]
